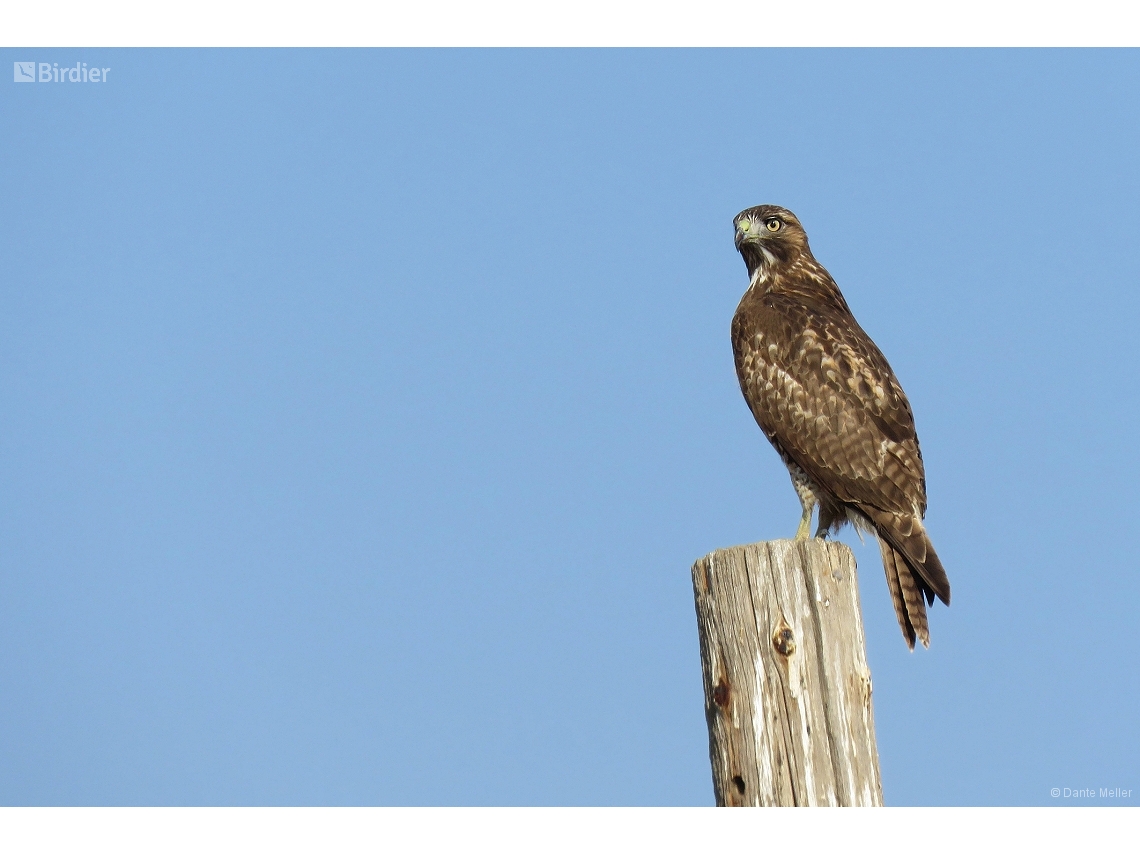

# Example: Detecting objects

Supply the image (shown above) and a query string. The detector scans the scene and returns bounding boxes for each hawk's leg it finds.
[795,504,813,541]
[786,463,818,542]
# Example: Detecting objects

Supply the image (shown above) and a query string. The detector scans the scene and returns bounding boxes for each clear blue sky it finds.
[1,49,1137,806]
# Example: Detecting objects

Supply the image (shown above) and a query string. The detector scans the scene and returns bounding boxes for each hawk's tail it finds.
[879,540,931,649]
[863,509,951,650]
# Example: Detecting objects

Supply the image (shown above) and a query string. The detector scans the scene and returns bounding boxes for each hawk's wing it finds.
[733,292,927,519]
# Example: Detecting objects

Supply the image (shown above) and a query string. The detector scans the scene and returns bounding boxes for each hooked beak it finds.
[734,221,752,250]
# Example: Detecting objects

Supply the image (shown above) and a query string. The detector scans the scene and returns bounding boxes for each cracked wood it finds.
[692,539,883,806]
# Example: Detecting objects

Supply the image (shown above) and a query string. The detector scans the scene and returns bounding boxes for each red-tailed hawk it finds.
[731,205,950,649]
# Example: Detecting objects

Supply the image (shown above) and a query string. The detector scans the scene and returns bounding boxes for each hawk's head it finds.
[733,205,811,275]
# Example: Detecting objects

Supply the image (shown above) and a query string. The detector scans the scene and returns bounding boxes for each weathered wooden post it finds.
[691,539,883,806]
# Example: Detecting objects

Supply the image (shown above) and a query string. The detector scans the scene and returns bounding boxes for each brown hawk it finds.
[730,205,950,649]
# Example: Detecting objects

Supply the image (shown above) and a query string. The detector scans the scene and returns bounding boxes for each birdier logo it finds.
[13,62,110,83]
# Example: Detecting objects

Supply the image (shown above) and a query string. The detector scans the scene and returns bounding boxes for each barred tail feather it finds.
[879,539,929,650]
[861,507,951,649]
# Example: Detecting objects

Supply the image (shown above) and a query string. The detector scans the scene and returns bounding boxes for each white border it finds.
[3,1,1140,47]
[1,807,1137,854]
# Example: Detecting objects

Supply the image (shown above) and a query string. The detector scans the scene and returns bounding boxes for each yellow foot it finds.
[795,514,811,541]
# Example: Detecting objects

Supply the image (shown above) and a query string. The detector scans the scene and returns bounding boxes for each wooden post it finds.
[691,539,883,806]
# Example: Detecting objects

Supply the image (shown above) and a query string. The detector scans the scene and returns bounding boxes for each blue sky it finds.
[1,49,1137,806]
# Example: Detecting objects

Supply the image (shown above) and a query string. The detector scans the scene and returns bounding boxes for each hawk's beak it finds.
[734,223,749,249]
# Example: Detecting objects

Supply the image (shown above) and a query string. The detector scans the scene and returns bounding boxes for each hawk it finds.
[730,205,950,649]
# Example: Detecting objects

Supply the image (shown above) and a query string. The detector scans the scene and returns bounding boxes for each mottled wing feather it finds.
[733,293,926,517]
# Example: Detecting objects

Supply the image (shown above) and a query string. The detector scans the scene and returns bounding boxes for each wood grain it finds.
[691,539,883,806]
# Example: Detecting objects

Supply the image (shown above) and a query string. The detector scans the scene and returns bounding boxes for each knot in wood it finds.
[772,626,796,657]
[712,679,731,708]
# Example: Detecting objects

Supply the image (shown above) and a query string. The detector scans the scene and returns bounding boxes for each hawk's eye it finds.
[766,219,782,232]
